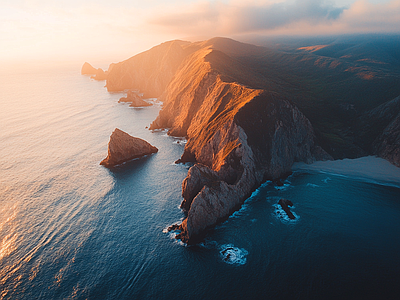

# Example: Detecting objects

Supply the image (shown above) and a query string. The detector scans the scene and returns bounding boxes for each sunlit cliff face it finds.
[1,0,399,67]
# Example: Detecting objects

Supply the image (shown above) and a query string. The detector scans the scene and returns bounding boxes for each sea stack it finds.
[81,62,97,75]
[100,128,158,168]
[119,91,152,107]
[278,199,296,220]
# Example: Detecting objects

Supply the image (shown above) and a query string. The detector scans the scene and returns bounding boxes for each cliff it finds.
[106,40,194,97]
[368,96,400,167]
[374,113,400,167]
[100,128,158,168]
[150,44,330,243]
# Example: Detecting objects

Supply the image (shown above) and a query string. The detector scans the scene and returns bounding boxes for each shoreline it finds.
[292,156,400,188]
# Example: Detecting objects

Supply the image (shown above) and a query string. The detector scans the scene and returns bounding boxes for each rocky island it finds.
[100,37,400,244]
[100,128,158,168]
[278,199,295,220]
[119,91,152,107]
[81,62,108,81]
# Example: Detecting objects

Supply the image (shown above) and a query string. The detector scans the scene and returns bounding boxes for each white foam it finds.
[152,128,169,133]
[172,138,187,145]
[274,183,291,190]
[163,222,187,246]
[229,202,251,219]
[272,203,299,223]
[220,244,248,265]
[293,156,400,188]
[145,98,162,106]
[322,177,331,183]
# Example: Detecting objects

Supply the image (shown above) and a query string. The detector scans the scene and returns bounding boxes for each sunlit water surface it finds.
[1,66,399,300]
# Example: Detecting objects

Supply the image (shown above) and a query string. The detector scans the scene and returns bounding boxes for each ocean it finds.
[1,65,400,300]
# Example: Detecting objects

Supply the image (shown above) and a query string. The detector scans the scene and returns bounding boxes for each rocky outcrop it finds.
[373,112,400,167]
[100,128,158,168]
[171,95,330,243]
[81,62,97,75]
[356,95,400,167]
[119,91,152,107]
[81,62,108,80]
[278,199,295,220]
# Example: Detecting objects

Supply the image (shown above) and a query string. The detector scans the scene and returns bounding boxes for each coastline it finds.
[292,156,400,188]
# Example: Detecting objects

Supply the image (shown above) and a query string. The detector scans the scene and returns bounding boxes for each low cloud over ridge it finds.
[150,0,400,36]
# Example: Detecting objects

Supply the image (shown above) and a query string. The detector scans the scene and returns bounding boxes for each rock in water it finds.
[278,199,295,220]
[81,62,97,75]
[100,128,158,168]
[119,91,152,107]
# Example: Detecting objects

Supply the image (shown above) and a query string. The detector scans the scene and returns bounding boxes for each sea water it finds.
[1,65,400,300]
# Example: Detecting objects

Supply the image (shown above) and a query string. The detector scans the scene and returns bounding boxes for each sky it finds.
[1,0,399,67]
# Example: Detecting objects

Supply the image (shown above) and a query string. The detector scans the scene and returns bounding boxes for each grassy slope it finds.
[227,36,400,158]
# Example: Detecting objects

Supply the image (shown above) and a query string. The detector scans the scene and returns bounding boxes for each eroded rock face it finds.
[180,164,220,212]
[100,128,158,168]
[119,91,152,107]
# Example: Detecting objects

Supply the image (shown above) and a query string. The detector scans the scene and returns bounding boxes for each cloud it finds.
[150,0,347,35]
[149,0,400,36]
[340,0,400,33]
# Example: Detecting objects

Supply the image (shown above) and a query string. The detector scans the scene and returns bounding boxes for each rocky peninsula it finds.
[100,128,158,168]
[102,37,400,244]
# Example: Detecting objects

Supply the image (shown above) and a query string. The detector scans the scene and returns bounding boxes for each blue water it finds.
[1,66,400,300]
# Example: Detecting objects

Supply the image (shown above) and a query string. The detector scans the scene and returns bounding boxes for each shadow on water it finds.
[105,154,157,179]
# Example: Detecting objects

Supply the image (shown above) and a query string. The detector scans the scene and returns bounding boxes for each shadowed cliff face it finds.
[362,96,400,167]
[173,92,330,243]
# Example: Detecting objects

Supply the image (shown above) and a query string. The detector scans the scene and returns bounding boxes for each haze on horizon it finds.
[1,0,399,68]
